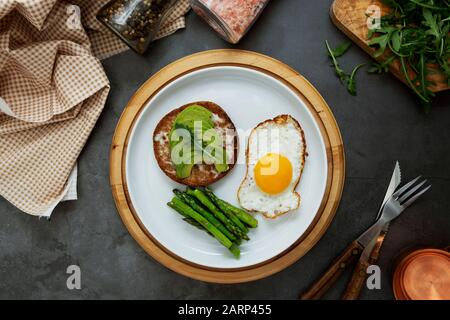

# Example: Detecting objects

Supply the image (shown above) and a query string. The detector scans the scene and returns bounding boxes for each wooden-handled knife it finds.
[301,162,401,300]
[342,162,401,299]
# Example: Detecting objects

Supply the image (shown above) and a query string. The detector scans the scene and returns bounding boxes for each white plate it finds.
[125,66,328,269]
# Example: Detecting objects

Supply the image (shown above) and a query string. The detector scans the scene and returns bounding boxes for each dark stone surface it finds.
[1,0,449,300]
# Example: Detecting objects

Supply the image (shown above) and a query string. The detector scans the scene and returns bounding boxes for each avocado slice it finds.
[169,105,229,179]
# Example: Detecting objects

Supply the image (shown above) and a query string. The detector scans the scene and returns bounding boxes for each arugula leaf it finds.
[325,40,348,83]
[367,0,450,110]
[368,27,397,57]
[438,58,450,86]
[328,41,352,58]
[390,30,402,52]
[347,64,365,96]
[423,9,440,36]
[367,64,383,74]
[326,40,366,96]
[399,56,430,104]
[408,0,447,10]
[368,56,396,74]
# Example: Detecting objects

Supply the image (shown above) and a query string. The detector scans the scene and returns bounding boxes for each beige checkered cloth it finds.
[0,0,190,216]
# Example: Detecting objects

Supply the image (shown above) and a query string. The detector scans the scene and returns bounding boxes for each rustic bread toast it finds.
[153,101,238,186]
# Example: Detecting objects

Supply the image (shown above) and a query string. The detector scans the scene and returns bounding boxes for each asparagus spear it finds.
[168,197,240,258]
[182,217,210,232]
[183,219,241,247]
[173,189,237,242]
[225,204,258,228]
[186,188,249,240]
[169,200,205,230]
[205,188,258,228]
[228,244,240,259]
[203,188,249,233]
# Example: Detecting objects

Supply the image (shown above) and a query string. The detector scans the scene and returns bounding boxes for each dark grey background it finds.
[1,0,449,300]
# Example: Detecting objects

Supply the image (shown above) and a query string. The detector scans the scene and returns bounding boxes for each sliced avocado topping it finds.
[169,105,229,179]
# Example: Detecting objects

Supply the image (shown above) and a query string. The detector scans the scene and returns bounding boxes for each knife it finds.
[341,162,401,299]
[369,162,402,260]
[300,162,402,300]
[363,161,401,261]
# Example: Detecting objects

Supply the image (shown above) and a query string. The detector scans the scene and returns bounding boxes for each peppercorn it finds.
[97,0,178,53]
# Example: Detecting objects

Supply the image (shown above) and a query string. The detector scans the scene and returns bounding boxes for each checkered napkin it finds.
[0,0,190,217]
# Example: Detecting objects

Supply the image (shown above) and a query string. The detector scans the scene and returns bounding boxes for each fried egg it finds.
[237,115,306,218]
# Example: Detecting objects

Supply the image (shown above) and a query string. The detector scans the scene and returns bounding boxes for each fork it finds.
[301,176,431,300]
[356,176,431,250]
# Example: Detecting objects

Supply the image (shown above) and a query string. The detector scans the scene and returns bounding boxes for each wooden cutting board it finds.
[330,0,449,93]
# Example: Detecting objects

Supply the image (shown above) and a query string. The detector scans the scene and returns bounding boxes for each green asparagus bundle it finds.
[173,189,237,242]
[204,188,258,228]
[186,188,249,240]
[167,187,259,258]
[203,188,249,233]
[167,197,240,258]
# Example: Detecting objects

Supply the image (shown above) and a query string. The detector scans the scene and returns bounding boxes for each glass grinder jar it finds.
[97,0,180,54]
[190,0,270,44]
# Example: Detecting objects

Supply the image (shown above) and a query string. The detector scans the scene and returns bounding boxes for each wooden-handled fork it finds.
[301,176,431,300]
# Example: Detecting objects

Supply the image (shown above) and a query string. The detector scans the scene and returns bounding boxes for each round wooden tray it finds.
[110,49,345,283]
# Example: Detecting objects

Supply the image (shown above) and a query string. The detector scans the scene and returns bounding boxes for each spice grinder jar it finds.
[392,248,450,300]
[190,0,270,44]
[97,0,180,54]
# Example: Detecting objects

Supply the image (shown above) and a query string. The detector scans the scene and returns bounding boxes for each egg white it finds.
[237,115,306,218]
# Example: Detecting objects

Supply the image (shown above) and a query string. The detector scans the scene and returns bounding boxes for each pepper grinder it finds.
[97,0,180,54]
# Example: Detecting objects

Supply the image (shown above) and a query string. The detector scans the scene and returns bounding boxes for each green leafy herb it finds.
[367,0,450,110]
[328,41,352,57]
[347,64,365,96]
[326,40,365,95]
[326,40,348,82]
[367,26,397,57]
[368,56,397,74]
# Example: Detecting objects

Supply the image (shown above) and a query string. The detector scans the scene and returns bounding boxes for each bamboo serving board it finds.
[331,0,449,93]
[109,49,345,283]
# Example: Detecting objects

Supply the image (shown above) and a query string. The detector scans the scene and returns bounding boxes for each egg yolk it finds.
[254,153,293,195]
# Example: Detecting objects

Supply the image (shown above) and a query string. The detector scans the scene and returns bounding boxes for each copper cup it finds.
[393,248,450,300]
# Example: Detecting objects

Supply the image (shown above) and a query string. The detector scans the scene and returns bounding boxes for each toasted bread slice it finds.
[153,101,238,187]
